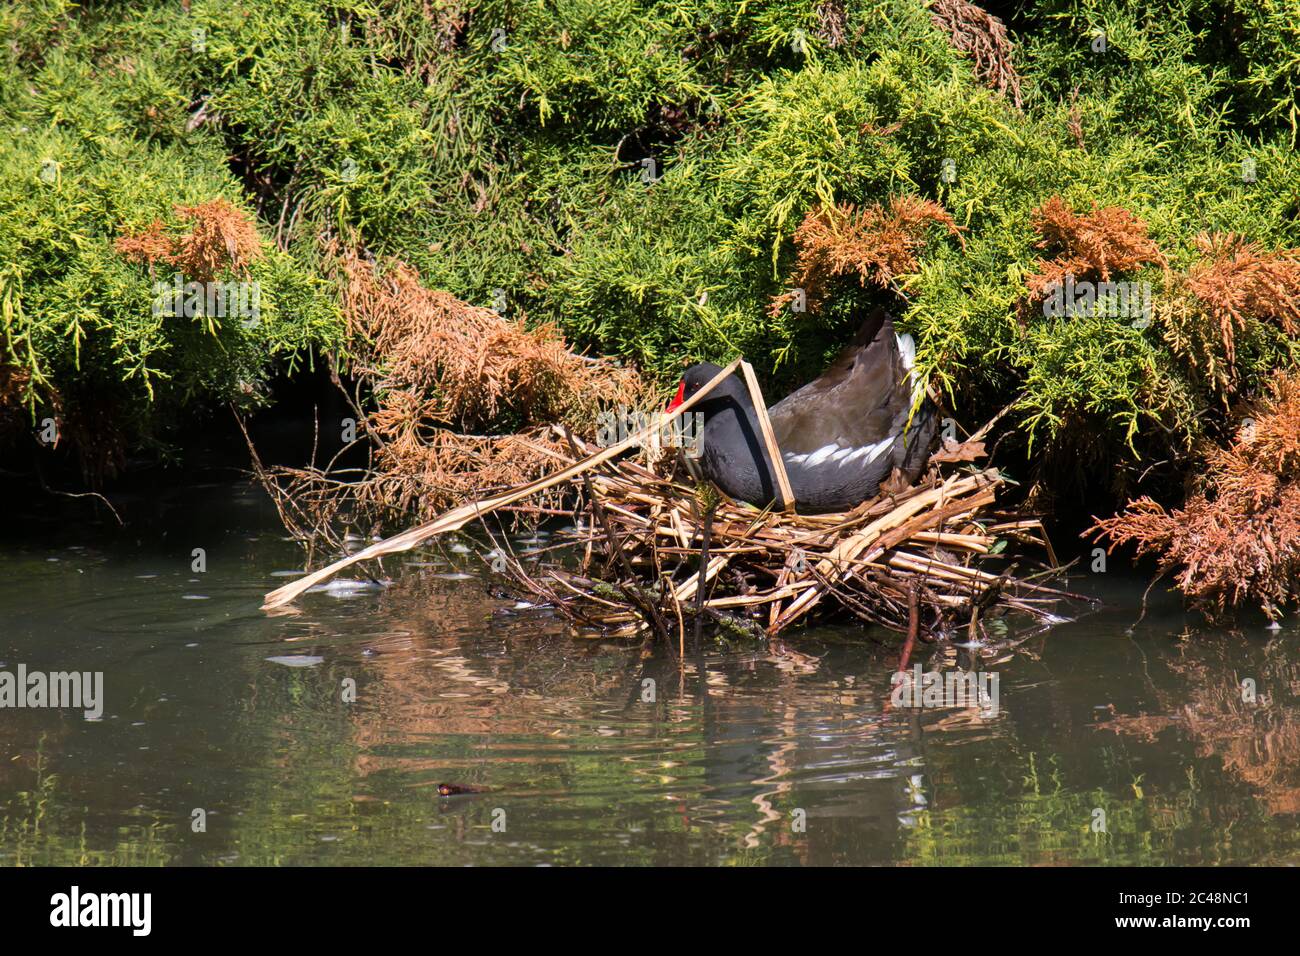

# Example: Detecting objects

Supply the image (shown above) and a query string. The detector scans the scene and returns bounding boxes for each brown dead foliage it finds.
[1089,371,1300,619]
[0,362,31,408]
[1066,86,1085,149]
[1024,196,1166,304]
[171,200,263,281]
[357,427,569,524]
[0,362,127,483]
[0,364,33,443]
[114,199,263,281]
[770,197,963,317]
[1161,233,1300,390]
[58,390,128,484]
[814,0,847,48]
[112,220,173,273]
[255,421,574,561]
[929,0,1023,108]
[254,247,649,551]
[340,249,645,432]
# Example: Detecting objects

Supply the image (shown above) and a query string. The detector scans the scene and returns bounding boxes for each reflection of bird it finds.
[667,309,937,511]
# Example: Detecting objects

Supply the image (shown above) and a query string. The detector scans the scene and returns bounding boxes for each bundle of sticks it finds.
[499,429,1069,644]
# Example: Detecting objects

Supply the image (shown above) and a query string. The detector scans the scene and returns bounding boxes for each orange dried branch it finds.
[929,0,1023,108]
[1090,371,1300,619]
[338,249,645,433]
[171,199,264,282]
[114,199,264,282]
[770,196,963,317]
[1183,232,1300,367]
[1025,196,1166,302]
[113,219,174,273]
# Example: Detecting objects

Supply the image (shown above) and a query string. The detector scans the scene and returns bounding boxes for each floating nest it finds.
[495,429,1072,645]
[262,367,1076,646]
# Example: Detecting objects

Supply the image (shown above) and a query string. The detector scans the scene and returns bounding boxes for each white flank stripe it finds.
[834,436,895,467]
[784,437,899,469]
[803,443,840,467]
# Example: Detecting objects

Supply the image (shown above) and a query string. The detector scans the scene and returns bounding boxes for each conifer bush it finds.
[1,1,1296,593]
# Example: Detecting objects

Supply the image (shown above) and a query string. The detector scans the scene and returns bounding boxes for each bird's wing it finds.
[768,310,913,456]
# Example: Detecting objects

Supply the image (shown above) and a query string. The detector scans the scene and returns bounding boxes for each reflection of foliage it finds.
[5,522,1299,866]
[1098,637,1300,818]
[901,739,1299,866]
[0,740,172,866]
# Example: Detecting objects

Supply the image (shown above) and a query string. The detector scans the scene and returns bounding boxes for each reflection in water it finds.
[1,481,1298,865]
[1099,635,1300,816]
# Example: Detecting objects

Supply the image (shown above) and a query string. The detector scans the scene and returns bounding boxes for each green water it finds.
[2,479,1298,866]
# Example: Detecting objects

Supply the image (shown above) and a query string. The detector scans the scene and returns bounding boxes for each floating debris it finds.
[306,578,388,596]
[266,655,325,667]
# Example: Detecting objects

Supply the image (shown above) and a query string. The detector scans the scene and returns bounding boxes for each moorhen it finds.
[667,309,937,512]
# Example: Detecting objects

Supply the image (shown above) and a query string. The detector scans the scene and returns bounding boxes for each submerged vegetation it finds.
[2,0,1298,616]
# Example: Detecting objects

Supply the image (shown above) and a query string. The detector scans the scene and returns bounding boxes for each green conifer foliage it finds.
[1,0,1296,499]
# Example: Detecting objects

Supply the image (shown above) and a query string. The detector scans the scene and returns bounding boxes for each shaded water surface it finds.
[2,480,1298,865]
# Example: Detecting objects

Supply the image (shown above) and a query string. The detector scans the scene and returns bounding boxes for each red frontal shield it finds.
[666,380,686,412]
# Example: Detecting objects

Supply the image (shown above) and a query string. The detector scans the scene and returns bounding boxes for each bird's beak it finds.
[666,380,686,412]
